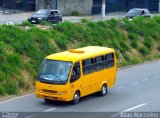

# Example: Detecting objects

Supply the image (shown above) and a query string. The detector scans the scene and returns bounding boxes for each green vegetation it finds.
[71,10,80,16]
[81,18,90,23]
[0,16,160,96]
[139,47,148,55]
[21,20,32,27]
[144,37,154,49]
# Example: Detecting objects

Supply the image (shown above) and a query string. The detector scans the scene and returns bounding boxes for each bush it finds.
[0,41,6,54]
[5,79,18,94]
[158,45,160,51]
[81,18,90,23]
[18,78,25,88]
[21,20,32,27]
[131,40,138,48]
[0,42,7,64]
[123,54,131,61]
[0,71,8,82]
[144,37,153,49]
[107,19,118,28]
[40,21,53,26]
[7,53,23,68]
[0,86,5,96]
[119,41,130,52]
[139,47,148,55]
[128,32,139,40]
[71,10,80,16]
[55,37,68,50]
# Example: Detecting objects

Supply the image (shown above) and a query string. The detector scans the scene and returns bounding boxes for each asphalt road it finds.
[0,13,124,25]
[0,60,160,118]
[0,12,159,25]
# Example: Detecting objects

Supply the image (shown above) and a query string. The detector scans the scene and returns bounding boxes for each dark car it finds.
[124,8,151,19]
[28,9,62,24]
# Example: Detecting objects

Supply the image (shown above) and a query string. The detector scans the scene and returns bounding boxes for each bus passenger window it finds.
[82,58,94,75]
[104,53,114,68]
[95,56,104,71]
[70,62,80,83]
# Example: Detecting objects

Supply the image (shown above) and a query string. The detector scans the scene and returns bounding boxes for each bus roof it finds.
[45,46,115,62]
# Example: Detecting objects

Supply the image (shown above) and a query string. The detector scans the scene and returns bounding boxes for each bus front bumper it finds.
[36,90,72,102]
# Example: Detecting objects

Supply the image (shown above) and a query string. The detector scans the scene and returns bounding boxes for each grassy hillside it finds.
[0,17,160,96]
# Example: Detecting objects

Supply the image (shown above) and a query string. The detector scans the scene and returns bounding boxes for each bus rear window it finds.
[104,53,114,68]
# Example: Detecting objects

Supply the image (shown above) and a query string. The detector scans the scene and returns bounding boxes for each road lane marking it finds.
[24,114,35,118]
[0,93,34,104]
[44,108,56,112]
[111,112,122,117]
[132,81,138,85]
[111,103,146,117]
[143,78,149,82]
[123,103,146,112]
[24,108,56,118]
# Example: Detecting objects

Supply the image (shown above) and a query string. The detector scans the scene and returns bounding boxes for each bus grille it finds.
[42,89,57,94]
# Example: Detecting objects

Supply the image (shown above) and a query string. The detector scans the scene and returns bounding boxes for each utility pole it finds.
[36,0,38,11]
[101,0,106,19]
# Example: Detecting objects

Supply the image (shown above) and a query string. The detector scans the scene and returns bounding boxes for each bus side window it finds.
[95,56,104,71]
[70,62,80,83]
[82,58,94,75]
[104,53,114,68]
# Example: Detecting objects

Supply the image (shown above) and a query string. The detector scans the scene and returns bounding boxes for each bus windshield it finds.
[38,59,72,84]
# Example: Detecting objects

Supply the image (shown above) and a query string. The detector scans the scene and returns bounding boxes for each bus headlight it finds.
[58,91,67,95]
[36,88,42,92]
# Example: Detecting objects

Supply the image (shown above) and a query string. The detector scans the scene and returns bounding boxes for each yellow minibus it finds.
[36,46,116,104]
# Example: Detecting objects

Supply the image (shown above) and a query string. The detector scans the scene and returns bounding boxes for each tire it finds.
[44,99,52,103]
[99,84,107,96]
[71,91,80,105]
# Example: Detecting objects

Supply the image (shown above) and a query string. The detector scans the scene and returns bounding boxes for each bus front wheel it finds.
[71,91,80,105]
[100,84,107,96]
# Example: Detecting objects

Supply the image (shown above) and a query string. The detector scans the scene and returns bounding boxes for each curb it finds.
[117,58,160,71]
[0,92,33,102]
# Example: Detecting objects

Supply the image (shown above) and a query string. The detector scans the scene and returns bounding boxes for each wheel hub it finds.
[102,86,107,94]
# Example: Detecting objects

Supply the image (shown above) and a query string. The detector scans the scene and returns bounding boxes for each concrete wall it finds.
[36,0,53,10]
[36,0,45,10]
[57,0,93,15]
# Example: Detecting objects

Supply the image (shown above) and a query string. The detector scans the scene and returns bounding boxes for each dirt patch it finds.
[36,25,52,30]
[21,70,34,90]
[6,47,13,55]
[22,55,31,63]
[128,49,140,57]
[50,39,60,51]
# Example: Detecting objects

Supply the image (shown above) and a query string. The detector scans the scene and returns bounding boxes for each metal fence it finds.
[92,0,159,14]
